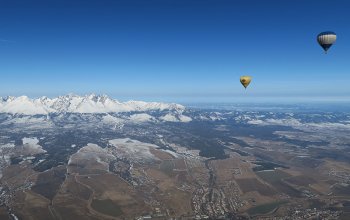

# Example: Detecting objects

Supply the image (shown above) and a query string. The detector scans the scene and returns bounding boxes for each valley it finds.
[0,96,350,219]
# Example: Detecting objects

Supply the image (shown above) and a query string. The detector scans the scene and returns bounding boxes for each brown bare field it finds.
[285,175,316,186]
[12,191,54,220]
[175,170,188,182]
[173,159,187,170]
[0,207,9,220]
[300,159,350,195]
[60,175,92,201]
[333,184,350,196]
[322,160,350,172]
[159,160,175,175]
[309,181,332,195]
[236,178,276,196]
[238,191,277,212]
[53,194,99,220]
[150,148,174,160]
[77,173,151,219]
[67,161,109,175]
[147,165,194,214]
[281,168,302,176]
[160,187,193,216]
[146,167,193,216]
[256,170,291,183]
[31,166,66,200]
[211,157,241,167]
[255,170,302,198]
[233,161,257,179]
[147,168,176,189]
[68,165,108,175]
[188,166,210,183]
[52,173,122,220]
[211,157,246,183]
[1,165,37,189]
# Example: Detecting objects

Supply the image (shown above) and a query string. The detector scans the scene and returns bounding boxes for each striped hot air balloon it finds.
[317,31,337,54]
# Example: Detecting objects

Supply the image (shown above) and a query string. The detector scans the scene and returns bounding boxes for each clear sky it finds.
[0,0,349,102]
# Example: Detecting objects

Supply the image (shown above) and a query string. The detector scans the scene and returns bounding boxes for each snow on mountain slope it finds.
[129,113,155,122]
[108,138,159,162]
[0,96,53,115]
[0,94,185,115]
[102,114,124,124]
[125,100,184,112]
[160,113,192,122]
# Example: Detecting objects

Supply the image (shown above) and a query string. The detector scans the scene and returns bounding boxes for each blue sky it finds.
[0,0,349,102]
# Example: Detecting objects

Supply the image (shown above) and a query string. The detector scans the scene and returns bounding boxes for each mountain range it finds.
[0,94,185,115]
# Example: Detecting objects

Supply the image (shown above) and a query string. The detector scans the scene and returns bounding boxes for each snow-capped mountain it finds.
[0,94,185,115]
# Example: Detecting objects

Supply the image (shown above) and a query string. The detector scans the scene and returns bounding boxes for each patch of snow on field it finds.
[129,113,155,122]
[160,114,177,122]
[0,143,15,149]
[102,114,124,124]
[247,119,264,125]
[265,118,303,126]
[308,122,350,130]
[3,116,52,128]
[109,138,159,162]
[163,149,179,158]
[22,137,46,154]
[248,118,350,131]
[160,113,192,122]
[10,213,19,220]
[68,143,115,171]
[178,115,192,122]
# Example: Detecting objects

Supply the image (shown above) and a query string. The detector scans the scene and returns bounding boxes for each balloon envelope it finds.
[240,76,252,89]
[317,31,336,53]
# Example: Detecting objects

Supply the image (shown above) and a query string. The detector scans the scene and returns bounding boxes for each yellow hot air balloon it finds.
[240,76,252,89]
